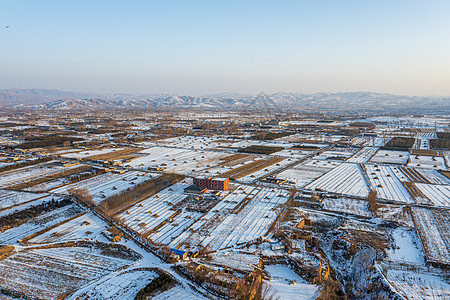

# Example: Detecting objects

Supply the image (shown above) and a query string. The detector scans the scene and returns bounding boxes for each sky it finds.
[1,0,450,96]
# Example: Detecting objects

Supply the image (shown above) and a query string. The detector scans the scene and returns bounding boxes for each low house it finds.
[184,185,207,195]
[170,248,188,260]
[269,241,285,251]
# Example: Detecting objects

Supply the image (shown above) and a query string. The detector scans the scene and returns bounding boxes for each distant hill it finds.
[1,89,449,113]
[0,89,94,106]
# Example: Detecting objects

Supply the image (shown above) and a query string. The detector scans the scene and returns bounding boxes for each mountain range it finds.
[0,88,449,113]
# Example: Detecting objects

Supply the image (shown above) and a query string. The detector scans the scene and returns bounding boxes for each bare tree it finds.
[367,189,378,215]
[68,187,94,206]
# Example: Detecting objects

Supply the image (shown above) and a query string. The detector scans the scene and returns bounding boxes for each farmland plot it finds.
[152,285,208,300]
[365,165,413,203]
[276,163,328,188]
[387,227,424,264]
[321,197,371,217]
[265,264,318,300]
[0,243,139,300]
[202,187,289,250]
[0,195,59,219]
[369,150,409,165]
[417,169,450,185]
[408,155,446,170]
[129,146,229,175]
[171,184,255,249]
[381,267,450,300]
[61,147,125,159]
[238,157,291,183]
[347,147,378,163]
[0,189,47,211]
[411,207,450,265]
[148,210,203,245]
[350,136,371,146]
[305,163,369,198]
[69,268,158,300]
[51,171,154,204]
[0,161,79,189]
[302,158,341,171]
[27,212,108,244]
[271,148,313,160]
[0,203,84,245]
[210,251,260,272]
[118,179,193,238]
[155,135,240,151]
[195,155,264,178]
[313,147,357,161]
[414,183,450,207]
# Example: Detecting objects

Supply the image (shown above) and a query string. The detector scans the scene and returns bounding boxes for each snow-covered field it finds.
[264,264,318,299]
[347,147,378,163]
[369,150,409,165]
[154,135,243,150]
[365,165,413,203]
[276,163,327,188]
[0,243,138,300]
[61,147,125,159]
[272,148,313,160]
[69,268,158,300]
[387,227,424,264]
[129,146,229,175]
[51,171,155,204]
[321,197,371,217]
[411,207,450,265]
[414,183,450,207]
[381,266,450,300]
[201,187,289,250]
[305,163,369,197]
[417,169,450,185]
[313,147,357,161]
[0,189,47,210]
[0,203,84,245]
[407,155,446,170]
[27,211,108,244]
[209,251,260,272]
[118,179,193,242]
[0,161,79,189]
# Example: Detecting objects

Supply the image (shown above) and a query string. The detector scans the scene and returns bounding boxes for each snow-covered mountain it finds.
[2,89,449,113]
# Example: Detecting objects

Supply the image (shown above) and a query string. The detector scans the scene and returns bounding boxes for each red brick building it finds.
[193,177,229,191]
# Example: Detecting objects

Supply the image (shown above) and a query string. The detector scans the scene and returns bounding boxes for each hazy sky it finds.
[1,0,450,96]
